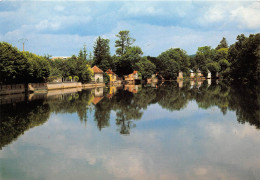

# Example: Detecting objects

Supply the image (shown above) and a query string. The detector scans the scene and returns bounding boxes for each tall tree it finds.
[136,57,156,79]
[83,43,87,61]
[93,36,111,71]
[216,37,228,50]
[157,48,189,79]
[115,30,135,56]
[115,46,143,76]
[228,33,260,83]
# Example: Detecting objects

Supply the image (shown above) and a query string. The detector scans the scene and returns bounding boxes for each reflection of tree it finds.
[116,111,136,135]
[47,90,93,123]
[1,81,258,146]
[94,98,111,130]
[0,100,50,149]
[156,82,189,111]
[228,84,259,128]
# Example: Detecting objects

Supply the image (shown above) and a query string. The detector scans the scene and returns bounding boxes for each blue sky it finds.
[0,0,259,57]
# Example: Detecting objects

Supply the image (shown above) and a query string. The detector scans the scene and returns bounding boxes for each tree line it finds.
[0,32,259,84]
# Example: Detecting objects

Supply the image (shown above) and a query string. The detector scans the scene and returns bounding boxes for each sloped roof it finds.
[106,69,115,75]
[92,96,104,105]
[92,66,104,74]
[133,70,138,74]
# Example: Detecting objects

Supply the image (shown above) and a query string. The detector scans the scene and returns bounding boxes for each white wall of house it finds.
[94,74,103,83]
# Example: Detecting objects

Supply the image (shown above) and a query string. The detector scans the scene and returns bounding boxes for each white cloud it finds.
[231,2,260,29]
[36,20,60,31]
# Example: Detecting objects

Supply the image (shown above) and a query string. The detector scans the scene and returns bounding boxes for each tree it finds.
[23,51,51,82]
[157,48,189,79]
[115,30,135,56]
[157,50,179,80]
[93,36,111,71]
[0,42,30,83]
[136,57,156,79]
[83,43,87,61]
[216,37,228,50]
[228,33,260,83]
[115,46,143,76]
[0,42,51,83]
[195,46,216,76]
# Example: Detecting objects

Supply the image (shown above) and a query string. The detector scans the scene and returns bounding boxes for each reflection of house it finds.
[197,69,202,77]
[147,74,158,83]
[91,87,104,105]
[190,80,195,88]
[109,86,117,95]
[106,69,117,84]
[124,71,139,81]
[92,96,103,105]
[178,80,183,88]
[124,85,140,93]
[207,79,211,87]
[106,86,117,99]
[92,66,104,83]
[93,87,104,97]
[197,69,205,80]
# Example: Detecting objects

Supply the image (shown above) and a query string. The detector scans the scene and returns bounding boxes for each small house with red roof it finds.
[92,66,104,83]
[106,69,117,84]
[124,71,139,81]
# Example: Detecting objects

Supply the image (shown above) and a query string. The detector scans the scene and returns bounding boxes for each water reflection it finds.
[0,81,259,179]
[1,81,259,149]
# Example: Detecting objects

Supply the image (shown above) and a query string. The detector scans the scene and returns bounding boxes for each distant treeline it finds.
[0,32,259,84]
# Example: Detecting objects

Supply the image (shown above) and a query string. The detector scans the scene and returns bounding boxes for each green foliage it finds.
[228,33,260,83]
[194,45,231,78]
[115,30,135,56]
[74,76,79,82]
[23,51,51,82]
[0,42,30,83]
[157,48,188,79]
[116,46,143,76]
[0,42,50,83]
[93,36,112,71]
[216,37,228,50]
[136,57,156,79]
[49,54,92,83]
[103,72,110,84]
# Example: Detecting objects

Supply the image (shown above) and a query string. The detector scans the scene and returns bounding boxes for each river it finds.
[0,80,259,180]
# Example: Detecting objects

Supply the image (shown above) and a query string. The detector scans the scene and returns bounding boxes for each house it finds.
[197,69,202,77]
[124,71,139,81]
[177,71,183,81]
[92,66,104,83]
[190,70,195,79]
[106,69,117,84]
[207,70,211,79]
[51,56,69,60]
[147,74,158,83]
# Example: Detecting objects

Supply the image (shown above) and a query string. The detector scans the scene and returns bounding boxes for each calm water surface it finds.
[0,81,259,180]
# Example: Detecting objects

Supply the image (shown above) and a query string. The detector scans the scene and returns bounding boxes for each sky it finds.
[0,0,259,57]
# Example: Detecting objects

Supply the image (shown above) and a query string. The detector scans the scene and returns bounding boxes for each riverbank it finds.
[0,82,105,95]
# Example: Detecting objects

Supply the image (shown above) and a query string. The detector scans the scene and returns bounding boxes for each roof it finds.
[106,69,115,75]
[92,96,104,105]
[92,66,104,74]
[133,71,138,75]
